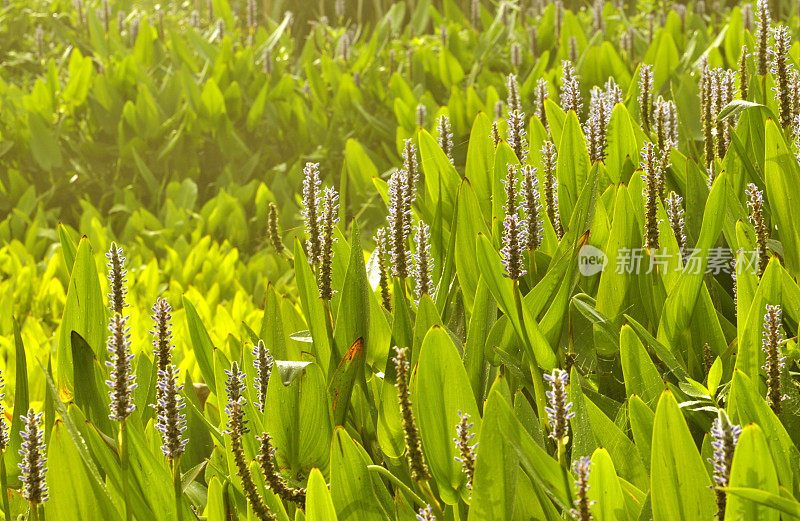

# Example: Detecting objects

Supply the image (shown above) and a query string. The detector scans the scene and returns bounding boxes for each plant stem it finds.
[120,420,132,521]
[30,501,39,521]
[172,457,184,521]
[418,479,444,520]
[366,465,427,508]
[557,438,567,468]
[512,280,549,433]
[0,450,10,521]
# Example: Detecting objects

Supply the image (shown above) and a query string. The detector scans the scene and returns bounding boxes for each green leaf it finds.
[71,331,112,436]
[724,488,800,518]
[306,468,338,521]
[415,326,482,504]
[588,448,628,521]
[468,376,516,521]
[330,428,388,521]
[728,370,800,493]
[57,237,106,399]
[725,424,780,521]
[657,171,727,352]
[455,180,490,310]
[464,113,494,220]
[764,118,800,275]
[650,390,716,521]
[620,325,664,408]
[294,240,332,374]
[266,363,332,477]
[556,111,591,220]
[183,296,218,395]
[44,422,122,521]
[475,234,558,370]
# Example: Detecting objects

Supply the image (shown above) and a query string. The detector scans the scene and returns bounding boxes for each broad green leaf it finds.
[475,234,558,370]
[650,390,716,521]
[455,180,490,310]
[44,422,122,521]
[728,370,800,493]
[266,363,332,478]
[556,111,591,220]
[588,448,628,521]
[57,238,106,399]
[764,119,800,275]
[183,296,218,395]
[725,424,780,521]
[330,428,388,521]
[416,326,482,504]
[469,376,516,521]
[620,325,663,408]
[306,468,338,521]
[465,112,494,220]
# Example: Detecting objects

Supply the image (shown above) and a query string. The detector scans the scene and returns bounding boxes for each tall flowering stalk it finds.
[267,203,285,254]
[665,191,687,262]
[521,166,543,251]
[388,169,413,279]
[762,304,786,414]
[506,74,528,162]
[106,313,136,521]
[545,369,574,465]
[257,433,306,504]
[436,116,454,164]
[413,221,434,300]
[771,25,793,128]
[416,103,427,128]
[699,60,716,168]
[374,228,392,311]
[252,340,274,413]
[542,141,563,238]
[585,87,610,163]
[709,411,742,520]
[301,162,322,266]
[19,409,48,520]
[225,363,276,521]
[739,48,749,100]
[746,183,770,276]
[570,457,594,521]
[393,346,443,517]
[156,365,188,521]
[393,346,429,481]
[638,64,654,133]
[501,166,527,280]
[151,297,174,422]
[561,60,582,115]
[641,143,662,251]
[534,78,549,131]
[756,0,770,76]
[319,187,339,301]
[453,411,477,493]
[106,242,128,315]
[510,42,522,70]
[0,372,9,521]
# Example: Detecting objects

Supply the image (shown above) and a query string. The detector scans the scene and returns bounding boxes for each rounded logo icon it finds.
[578,244,607,276]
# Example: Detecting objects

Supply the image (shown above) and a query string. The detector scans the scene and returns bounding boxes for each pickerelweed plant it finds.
[3,1,800,520]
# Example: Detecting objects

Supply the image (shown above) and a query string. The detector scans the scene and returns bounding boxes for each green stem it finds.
[120,420,132,521]
[366,466,427,508]
[512,280,549,434]
[172,457,184,521]
[29,502,39,521]
[418,479,444,520]
[557,438,567,468]
[0,450,10,521]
